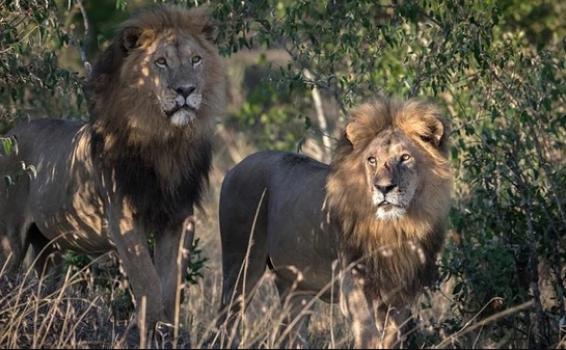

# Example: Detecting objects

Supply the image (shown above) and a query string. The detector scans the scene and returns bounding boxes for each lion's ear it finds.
[201,19,218,42]
[345,122,363,148]
[344,103,383,149]
[428,118,445,146]
[399,100,450,155]
[418,113,450,154]
[120,27,155,54]
[121,26,142,52]
[191,5,217,42]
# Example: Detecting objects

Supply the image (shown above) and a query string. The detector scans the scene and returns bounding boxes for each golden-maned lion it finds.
[0,5,225,337]
[218,98,452,348]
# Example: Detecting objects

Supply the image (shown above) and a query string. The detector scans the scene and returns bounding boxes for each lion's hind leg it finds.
[217,250,268,349]
[0,148,32,277]
[0,220,62,287]
[0,218,32,277]
[217,190,270,348]
[27,223,63,285]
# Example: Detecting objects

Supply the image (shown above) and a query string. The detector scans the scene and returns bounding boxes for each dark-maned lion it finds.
[0,5,225,336]
[218,98,452,348]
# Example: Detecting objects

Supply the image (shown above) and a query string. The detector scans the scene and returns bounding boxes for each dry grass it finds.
[0,257,123,348]
[0,205,538,349]
[0,206,354,349]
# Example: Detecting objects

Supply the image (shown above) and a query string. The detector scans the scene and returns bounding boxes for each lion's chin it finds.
[169,108,196,127]
[375,204,407,220]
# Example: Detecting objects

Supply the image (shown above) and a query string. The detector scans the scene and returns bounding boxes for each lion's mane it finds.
[86,5,226,229]
[326,98,452,305]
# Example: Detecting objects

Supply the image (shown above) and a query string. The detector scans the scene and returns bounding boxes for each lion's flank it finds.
[326,98,452,305]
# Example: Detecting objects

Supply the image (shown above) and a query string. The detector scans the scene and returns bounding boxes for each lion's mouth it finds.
[377,201,403,211]
[165,105,196,118]
[166,106,197,127]
[375,200,408,220]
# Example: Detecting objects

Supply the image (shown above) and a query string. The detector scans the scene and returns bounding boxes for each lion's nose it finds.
[375,183,397,195]
[176,85,196,98]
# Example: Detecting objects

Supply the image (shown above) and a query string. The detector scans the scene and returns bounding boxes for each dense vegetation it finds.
[1,0,564,348]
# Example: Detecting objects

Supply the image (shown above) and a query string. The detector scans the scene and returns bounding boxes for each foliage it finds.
[0,0,87,133]
[0,136,37,187]
[186,238,208,285]
[229,63,309,151]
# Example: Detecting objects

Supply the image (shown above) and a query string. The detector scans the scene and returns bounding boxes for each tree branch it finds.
[303,68,332,163]
[76,0,92,77]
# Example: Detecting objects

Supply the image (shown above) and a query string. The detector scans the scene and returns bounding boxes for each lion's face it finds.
[336,100,451,224]
[129,30,210,127]
[363,129,419,220]
[91,9,226,137]
[147,32,208,126]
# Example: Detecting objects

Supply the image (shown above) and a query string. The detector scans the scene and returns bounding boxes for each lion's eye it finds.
[400,153,412,162]
[367,156,377,166]
[155,57,167,67]
[191,55,202,65]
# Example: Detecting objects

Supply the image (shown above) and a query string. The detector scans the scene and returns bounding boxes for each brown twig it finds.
[76,0,92,77]
[435,300,534,348]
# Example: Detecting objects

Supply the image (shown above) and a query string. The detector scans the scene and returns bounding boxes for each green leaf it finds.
[4,175,14,187]
[1,138,13,156]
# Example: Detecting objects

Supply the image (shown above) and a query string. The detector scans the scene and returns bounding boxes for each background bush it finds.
[1,0,564,348]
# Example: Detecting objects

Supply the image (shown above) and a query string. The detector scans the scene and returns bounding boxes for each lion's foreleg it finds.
[339,267,381,348]
[375,304,411,349]
[154,215,195,334]
[107,197,166,340]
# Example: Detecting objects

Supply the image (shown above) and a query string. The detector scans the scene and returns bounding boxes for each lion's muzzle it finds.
[372,179,413,220]
[165,87,202,127]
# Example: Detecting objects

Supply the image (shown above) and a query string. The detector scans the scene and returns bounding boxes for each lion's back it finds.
[219,150,331,248]
[221,151,329,207]
[0,118,99,235]
[5,118,85,161]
